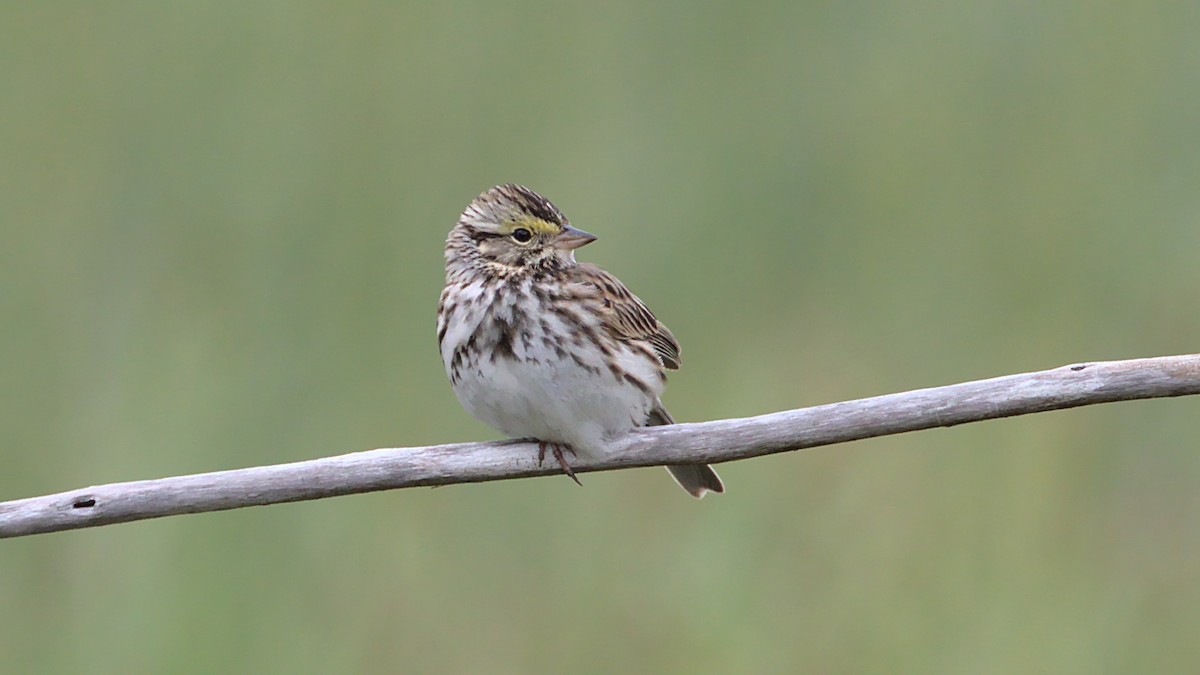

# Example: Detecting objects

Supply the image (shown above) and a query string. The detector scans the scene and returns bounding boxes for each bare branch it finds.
[2,354,1197,538]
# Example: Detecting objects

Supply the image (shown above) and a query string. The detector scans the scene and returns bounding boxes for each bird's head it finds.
[448,184,596,273]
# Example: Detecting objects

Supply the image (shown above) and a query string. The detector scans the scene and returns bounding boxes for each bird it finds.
[436,184,724,497]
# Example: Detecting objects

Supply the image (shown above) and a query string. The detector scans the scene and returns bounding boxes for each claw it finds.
[537,441,582,486]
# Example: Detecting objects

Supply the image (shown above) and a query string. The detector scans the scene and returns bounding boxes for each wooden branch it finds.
[2,354,1197,538]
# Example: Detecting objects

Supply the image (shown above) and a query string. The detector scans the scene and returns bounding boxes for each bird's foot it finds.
[537,441,581,486]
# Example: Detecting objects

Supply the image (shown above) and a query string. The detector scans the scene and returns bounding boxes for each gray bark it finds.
[2,354,1197,538]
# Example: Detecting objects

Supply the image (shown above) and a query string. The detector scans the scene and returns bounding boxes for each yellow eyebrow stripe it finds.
[503,217,560,236]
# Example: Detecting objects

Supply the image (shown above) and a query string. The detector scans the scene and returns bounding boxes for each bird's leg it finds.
[537,441,582,486]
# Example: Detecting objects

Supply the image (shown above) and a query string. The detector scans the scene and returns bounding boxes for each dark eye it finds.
[511,228,533,243]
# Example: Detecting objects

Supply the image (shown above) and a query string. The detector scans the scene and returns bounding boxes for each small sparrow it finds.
[436,184,724,497]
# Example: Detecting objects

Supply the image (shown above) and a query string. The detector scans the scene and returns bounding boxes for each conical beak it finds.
[555,225,597,250]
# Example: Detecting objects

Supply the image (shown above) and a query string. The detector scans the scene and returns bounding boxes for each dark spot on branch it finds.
[1070,364,1088,371]
[73,498,96,508]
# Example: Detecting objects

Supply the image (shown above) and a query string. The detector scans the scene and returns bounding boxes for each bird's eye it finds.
[511,228,533,243]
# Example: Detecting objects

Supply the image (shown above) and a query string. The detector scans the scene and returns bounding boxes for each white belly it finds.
[439,277,665,456]
[449,345,661,457]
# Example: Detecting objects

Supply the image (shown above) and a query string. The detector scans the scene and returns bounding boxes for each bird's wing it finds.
[574,263,681,370]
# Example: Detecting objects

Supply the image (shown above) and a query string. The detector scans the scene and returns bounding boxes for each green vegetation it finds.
[2,2,1198,672]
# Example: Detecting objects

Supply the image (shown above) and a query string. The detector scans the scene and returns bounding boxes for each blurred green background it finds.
[2,2,1199,672]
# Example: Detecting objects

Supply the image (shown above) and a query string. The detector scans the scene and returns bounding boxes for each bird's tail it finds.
[647,404,725,499]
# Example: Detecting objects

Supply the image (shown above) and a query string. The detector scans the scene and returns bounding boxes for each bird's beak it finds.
[555,225,597,250]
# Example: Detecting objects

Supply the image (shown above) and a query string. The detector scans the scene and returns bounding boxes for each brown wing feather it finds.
[574,263,681,370]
